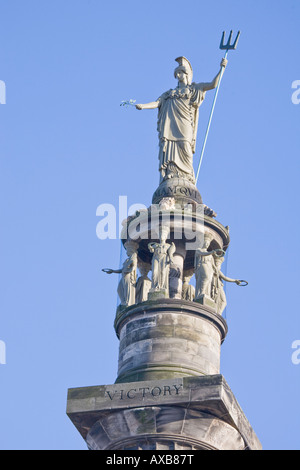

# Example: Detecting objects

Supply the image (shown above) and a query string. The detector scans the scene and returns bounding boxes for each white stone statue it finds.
[102,242,138,307]
[136,56,227,183]
[148,239,176,292]
[182,270,195,302]
[194,234,224,301]
[212,255,246,315]
[159,197,176,210]
[135,261,152,304]
[169,262,182,299]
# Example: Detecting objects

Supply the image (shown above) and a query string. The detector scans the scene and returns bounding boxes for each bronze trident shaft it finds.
[195,30,241,183]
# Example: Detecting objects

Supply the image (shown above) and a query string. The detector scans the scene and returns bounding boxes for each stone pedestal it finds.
[67,375,262,450]
[67,296,261,450]
[152,177,203,209]
[195,294,217,311]
[148,288,168,301]
[67,174,261,450]
[114,299,227,383]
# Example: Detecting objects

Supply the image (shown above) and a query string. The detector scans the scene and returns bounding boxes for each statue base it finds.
[148,288,168,301]
[194,294,217,311]
[152,176,202,209]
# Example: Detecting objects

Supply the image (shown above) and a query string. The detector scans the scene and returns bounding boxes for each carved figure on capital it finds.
[194,233,224,301]
[135,260,152,304]
[182,270,195,302]
[102,241,138,307]
[159,197,176,211]
[148,238,176,293]
[212,255,247,315]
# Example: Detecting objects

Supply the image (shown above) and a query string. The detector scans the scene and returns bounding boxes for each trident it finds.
[195,30,240,183]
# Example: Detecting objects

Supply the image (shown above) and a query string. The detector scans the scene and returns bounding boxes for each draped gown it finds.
[157,83,206,182]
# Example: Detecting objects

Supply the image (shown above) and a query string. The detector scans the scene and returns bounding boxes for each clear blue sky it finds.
[0,0,299,450]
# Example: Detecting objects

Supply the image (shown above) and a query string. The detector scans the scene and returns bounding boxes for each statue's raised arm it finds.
[200,58,228,91]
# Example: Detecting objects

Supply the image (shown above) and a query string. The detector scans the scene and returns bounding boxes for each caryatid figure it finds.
[194,234,224,300]
[135,56,227,183]
[182,270,195,302]
[148,239,176,292]
[135,261,152,304]
[212,255,247,315]
[102,244,138,307]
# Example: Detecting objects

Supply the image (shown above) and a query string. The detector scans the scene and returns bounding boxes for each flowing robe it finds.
[211,270,227,315]
[117,256,137,306]
[194,250,215,299]
[135,275,151,303]
[157,83,206,181]
[149,242,174,291]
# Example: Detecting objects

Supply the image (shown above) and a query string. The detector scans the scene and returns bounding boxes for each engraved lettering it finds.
[139,387,150,397]
[167,186,177,195]
[173,384,183,394]
[127,388,136,399]
[105,383,183,400]
[151,386,162,396]
[105,390,117,400]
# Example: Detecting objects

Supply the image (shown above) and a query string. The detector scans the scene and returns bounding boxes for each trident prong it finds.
[220,30,240,51]
[195,30,241,184]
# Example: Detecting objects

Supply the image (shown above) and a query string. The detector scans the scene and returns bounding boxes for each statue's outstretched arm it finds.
[201,58,228,92]
[136,101,159,110]
[219,271,242,285]
[196,250,214,257]
[102,268,122,275]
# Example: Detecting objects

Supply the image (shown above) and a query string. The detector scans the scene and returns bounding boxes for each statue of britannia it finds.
[136,56,227,183]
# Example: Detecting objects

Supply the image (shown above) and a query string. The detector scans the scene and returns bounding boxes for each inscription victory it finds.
[105,383,183,401]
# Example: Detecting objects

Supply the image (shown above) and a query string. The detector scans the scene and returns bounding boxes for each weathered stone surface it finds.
[67,375,262,450]
[195,294,217,310]
[152,177,203,208]
[66,52,259,452]
[115,299,226,383]
[86,406,245,450]
[148,288,168,300]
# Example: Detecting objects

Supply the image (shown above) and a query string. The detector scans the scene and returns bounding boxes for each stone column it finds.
[115,299,226,383]
[67,179,261,451]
